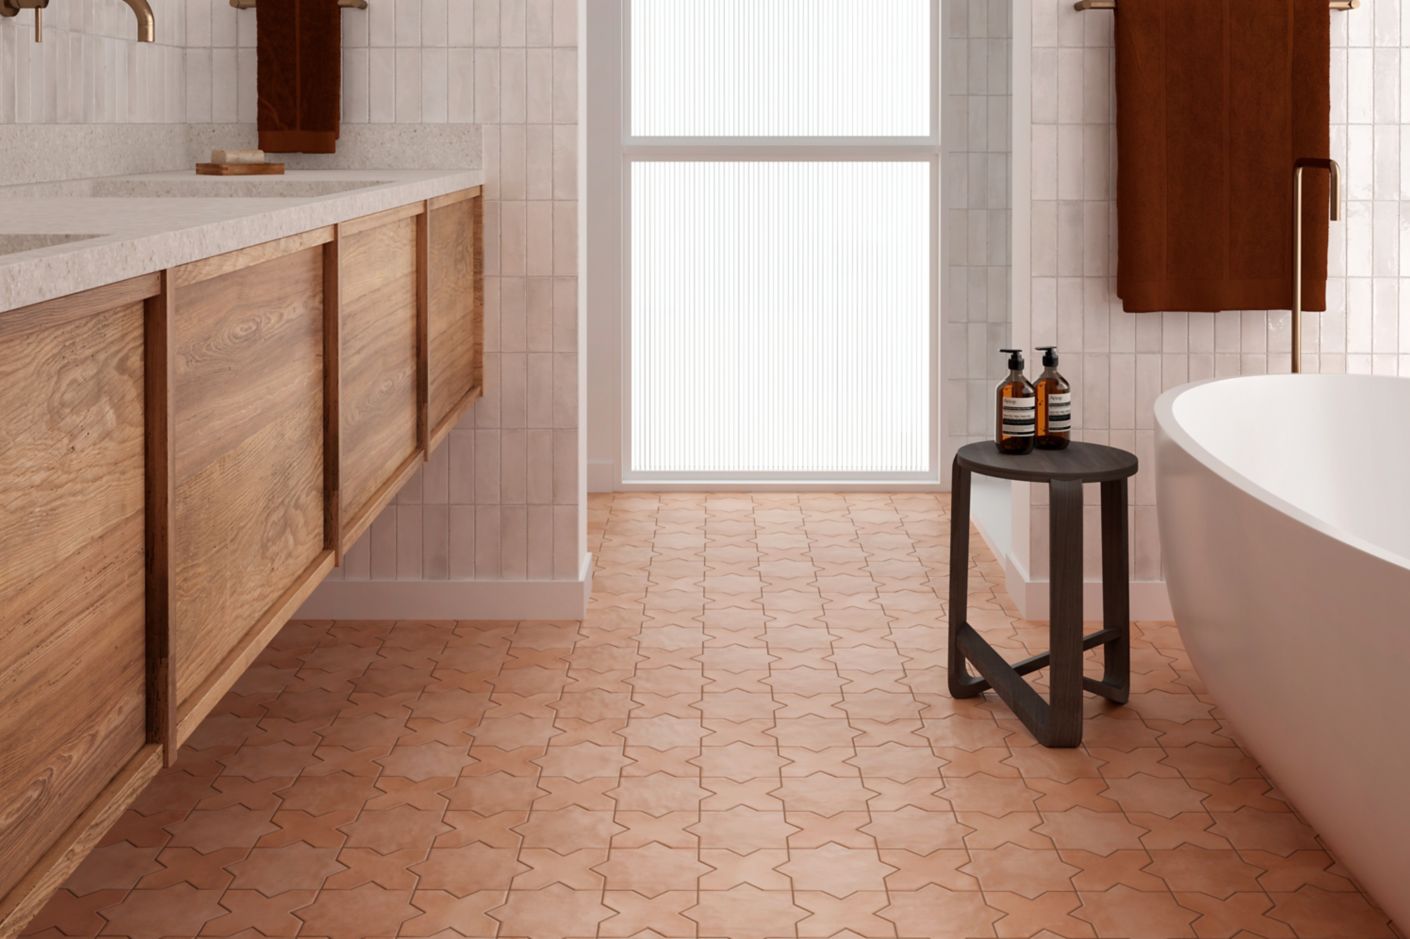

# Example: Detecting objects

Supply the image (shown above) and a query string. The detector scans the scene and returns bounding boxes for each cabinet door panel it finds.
[0,295,147,902]
[427,194,484,440]
[339,214,419,548]
[172,246,326,724]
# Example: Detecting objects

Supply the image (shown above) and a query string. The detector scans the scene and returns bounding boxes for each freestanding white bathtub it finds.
[1155,374,1410,931]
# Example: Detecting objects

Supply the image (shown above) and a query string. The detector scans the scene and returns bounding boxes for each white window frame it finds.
[585,0,944,491]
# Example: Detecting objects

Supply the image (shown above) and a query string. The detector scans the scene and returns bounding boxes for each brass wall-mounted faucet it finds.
[0,0,46,41]
[1,0,153,43]
[1292,157,1341,375]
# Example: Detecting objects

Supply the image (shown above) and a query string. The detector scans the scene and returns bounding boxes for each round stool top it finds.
[955,441,1138,484]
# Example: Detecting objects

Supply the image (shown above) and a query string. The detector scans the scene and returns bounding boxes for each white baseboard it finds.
[297,555,595,621]
[993,537,1173,623]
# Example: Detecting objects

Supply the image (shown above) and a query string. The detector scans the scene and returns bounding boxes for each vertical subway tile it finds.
[475,506,502,578]
[421,46,447,122]
[423,505,450,580]
[368,46,396,121]
[527,505,555,578]
[500,505,528,579]
[449,504,476,578]
[394,47,422,121]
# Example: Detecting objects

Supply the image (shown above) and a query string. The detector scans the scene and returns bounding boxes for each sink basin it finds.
[0,233,101,256]
[0,178,389,200]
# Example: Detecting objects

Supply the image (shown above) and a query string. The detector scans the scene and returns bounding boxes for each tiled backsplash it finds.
[0,0,188,124]
[1015,0,1410,593]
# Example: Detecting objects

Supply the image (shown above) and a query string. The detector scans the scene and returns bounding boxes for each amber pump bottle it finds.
[1034,345,1072,450]
[995,348,1037,455]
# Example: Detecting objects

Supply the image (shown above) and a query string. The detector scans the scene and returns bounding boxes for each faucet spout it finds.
[121,0,155,42]
[1291,157,1342,374]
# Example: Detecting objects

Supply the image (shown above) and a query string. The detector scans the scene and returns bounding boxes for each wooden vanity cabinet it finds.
[426,189,485,451]
[0,186,483,936]
[335,205,423,556]
[167,231,336,746]
[0,276,163,935]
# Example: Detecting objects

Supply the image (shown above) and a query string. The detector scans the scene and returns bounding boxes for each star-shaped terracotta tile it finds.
[686,885,807,939]
[880,884,1003,937]
[490,884,613,939]
[779,844,897,897]
[961,845,1081,898]
[594,844,712,896]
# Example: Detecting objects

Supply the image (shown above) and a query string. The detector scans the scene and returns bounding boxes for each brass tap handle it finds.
[1,0,48,41]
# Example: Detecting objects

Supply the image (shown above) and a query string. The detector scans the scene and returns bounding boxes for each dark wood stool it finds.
[948,441,1139,748]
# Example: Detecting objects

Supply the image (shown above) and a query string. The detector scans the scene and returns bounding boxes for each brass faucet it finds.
[122,0,155,42]
[1,0,153,42]
[1292,157,1341,374]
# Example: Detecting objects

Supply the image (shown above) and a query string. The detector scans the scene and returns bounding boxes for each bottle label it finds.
[1002,398,1036,437]
[1046,393,1072,432]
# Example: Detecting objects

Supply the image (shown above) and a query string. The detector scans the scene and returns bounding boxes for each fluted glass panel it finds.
[631,161,931,475]
[630,0,932,137]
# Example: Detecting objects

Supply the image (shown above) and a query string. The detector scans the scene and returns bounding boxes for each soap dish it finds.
[195,162,287,176]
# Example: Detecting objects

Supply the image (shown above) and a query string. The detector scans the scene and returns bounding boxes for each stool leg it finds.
[948,463,983,697]
[1099,478,1131,704]
[1046,479,1085,747]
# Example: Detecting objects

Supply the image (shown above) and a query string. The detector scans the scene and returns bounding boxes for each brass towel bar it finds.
[1076,0,1357,9]
[229,0,367,8]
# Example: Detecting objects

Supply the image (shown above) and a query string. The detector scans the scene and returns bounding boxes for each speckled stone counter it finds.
[0,169,484,314]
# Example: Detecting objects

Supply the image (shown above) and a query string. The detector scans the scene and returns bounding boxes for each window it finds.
[619,0,939,482]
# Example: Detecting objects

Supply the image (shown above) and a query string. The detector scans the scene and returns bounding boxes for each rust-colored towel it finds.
[1116,0,1330,313]
[257,0,341,154]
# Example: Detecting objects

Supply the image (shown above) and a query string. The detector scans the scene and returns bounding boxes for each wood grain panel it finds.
[428,185,483,211]
[0,290,148,906]
[172,227,334,289]
[0,745,161,938]
[339,201,423,238]
[338,214,420,552]
[426,192,485,449]
[172,246,326,728]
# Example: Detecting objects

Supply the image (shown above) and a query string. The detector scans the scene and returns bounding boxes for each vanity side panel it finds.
[0,294,148,905]
[427,192,485,445]
[171,246,326,727]
[339,214,420,550]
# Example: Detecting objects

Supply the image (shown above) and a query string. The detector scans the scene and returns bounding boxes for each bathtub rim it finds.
[1153,373,1410,575]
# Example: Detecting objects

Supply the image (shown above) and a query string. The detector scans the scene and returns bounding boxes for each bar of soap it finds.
[210,148,267,165]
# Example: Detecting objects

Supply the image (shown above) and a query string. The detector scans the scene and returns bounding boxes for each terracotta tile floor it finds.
[24,492,1399,939]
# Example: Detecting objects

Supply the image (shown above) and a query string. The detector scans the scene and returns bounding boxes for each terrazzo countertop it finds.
[0,169,484,315]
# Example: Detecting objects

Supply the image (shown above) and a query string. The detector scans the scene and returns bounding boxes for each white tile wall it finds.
[1020,0,1410,584]
[941,0,1012,473]
[0,0,189,124]
[323,0,583,585]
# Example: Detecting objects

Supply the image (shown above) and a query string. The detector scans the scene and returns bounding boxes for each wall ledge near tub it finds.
[297,555,596,622]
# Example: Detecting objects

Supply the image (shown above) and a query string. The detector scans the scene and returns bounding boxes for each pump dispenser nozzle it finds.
[1037,346,1059,368]
[1000,348,1025,371]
